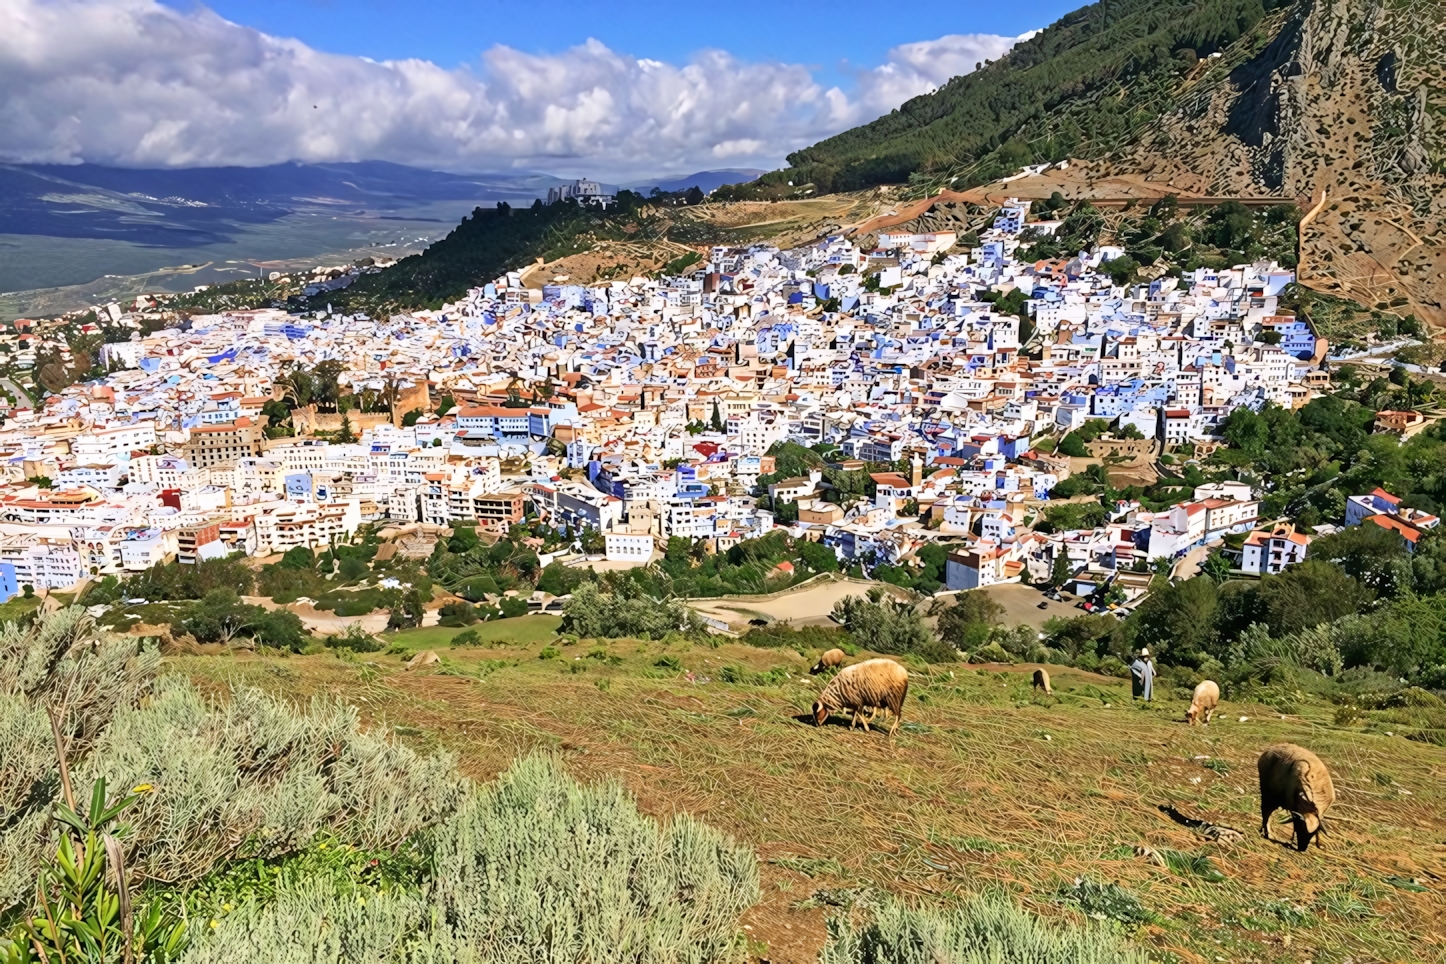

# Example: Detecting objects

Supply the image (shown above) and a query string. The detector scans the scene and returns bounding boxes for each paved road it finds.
[0,376,31,407]
[1172,544,1210,581]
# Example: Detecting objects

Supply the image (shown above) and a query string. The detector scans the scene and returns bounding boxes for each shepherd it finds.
[1130,647,1155,701]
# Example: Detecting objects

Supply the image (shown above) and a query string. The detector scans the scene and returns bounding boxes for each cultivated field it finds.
[177,633,1446,964]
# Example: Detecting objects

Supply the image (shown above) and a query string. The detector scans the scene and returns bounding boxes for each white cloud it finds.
[853,32,1035,114]
[0,0,1031,179]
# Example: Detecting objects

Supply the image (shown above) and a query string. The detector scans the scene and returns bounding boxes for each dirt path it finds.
[242,596,445,634]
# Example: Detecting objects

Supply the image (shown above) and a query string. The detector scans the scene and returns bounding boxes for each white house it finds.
[604,532,654,563]
[1240,525,1309,575]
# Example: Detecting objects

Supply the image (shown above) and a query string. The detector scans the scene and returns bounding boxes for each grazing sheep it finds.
[1186,680,1220,726]
[810,648,847,675]
[812,658,909,736]
[1257,743,1336,851]
[1032,668,1053,695]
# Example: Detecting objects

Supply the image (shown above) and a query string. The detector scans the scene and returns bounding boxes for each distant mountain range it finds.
[0,162,763,249]
[623,170,765,195]
[0,162,764,302]
[0,162,563,247]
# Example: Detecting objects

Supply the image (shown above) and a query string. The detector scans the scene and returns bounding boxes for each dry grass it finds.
[175,638,1446,964]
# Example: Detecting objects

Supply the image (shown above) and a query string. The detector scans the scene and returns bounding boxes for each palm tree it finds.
[1202,551,1232,585]
[381,375,403,418]
[276,364,314,408]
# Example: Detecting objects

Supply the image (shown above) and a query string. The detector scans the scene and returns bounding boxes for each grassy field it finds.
[385,615,563,651]
[175,634,1446,964]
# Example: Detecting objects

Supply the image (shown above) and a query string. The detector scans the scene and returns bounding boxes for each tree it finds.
[1201,551,1232,585]
[560,582,701,639]
[402,408,425,427]
[1104,255,1139,286]
[277,363,314,408]
[1058,432,1088,457]
[710,400,724,432]
[580,527,606,554]
[250,607,308,650]
[1131,575,1220,664]
[279,546,315,571]
[797,539,839,573]
[311,359,345,411]
[1049,553,1073,588]
[1310,523,1411,596]
[830,591,953,661]
[178,589,258,645]
[387,587,426,630]
[936,590,1005,651]
[337,413,357,444]
[1253,560,1372,636]
[339,554,369,581]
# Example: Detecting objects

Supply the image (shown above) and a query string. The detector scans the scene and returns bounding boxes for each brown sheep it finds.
[1257,743,1336,851]
[810,648,847,675]
[1032,668,1053,695]
[1186,680,1220,726]
[812,658,909,736]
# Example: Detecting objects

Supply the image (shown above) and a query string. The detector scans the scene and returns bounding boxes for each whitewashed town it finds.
[0,195,1417,610]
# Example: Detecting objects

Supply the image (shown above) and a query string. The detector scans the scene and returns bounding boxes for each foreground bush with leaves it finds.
[4,779,186,964]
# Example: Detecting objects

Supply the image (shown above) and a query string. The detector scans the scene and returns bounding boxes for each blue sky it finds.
[168,0,1071,93]
[3,0,1074,178]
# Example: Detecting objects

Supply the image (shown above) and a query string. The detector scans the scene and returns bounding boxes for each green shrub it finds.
[562,583,704,640]
[538,646,561,660]
[1096,655,1129,678]
[438,600,480,627]
[968,642,1015,664]
[325,623,383,653]
[821,892,1147,964]
[451,628,482,647]
[338,555,369,581]
[1055,877,1155,928]
[499,595,531,619]
[742,623,851,650]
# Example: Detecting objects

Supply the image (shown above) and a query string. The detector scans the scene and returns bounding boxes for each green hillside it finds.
[757,0,1294,194]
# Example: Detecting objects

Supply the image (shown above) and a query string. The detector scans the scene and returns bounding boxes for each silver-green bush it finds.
[1,609,163,911]
[181,757,760,964]
[177,884,435,964]
[820,893,1148,964]
[89,676,466,886]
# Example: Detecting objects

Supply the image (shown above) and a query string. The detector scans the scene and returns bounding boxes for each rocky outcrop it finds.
[1133,0,1446,327]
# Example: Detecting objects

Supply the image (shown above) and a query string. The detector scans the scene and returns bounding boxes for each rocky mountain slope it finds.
[755,0,1444,325]
[1127,0,1446,324]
